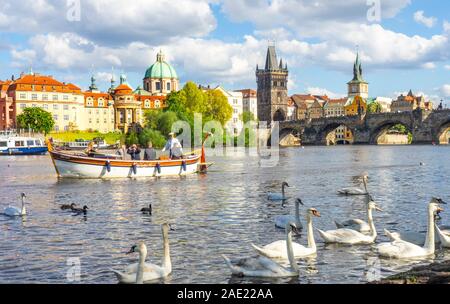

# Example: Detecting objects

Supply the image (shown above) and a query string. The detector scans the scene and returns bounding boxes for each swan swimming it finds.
[376,198,444,259]
[223,222,300,278]
[141,204,152,215]
[60,203,77,210]
[384,211,448,246]
[317,200,382,245]
[274,198,304,230]
[112,223,172,284]
[268,182,290,201]
[435,224,450,248]
[337,175,368,196]
[253,208,321,259]
[71,205,89,215]
[334,195,375,233]
[4,193,27,217]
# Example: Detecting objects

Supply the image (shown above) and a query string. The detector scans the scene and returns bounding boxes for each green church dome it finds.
[144,51,178,80]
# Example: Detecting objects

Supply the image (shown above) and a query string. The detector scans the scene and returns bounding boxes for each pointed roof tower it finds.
[265,45,279,70]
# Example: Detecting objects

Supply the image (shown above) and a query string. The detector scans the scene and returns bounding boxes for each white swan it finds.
[112,223,172,284]
[222,222,299,278]
[337,175,368,196]
[334,195,375,233]
[4,193,27,217]
[317,200,382,245]
[376,198,444,259]
[435,224,450,248]
[268,182,290,201]
[274,198,304,230]
[253,208,321,259]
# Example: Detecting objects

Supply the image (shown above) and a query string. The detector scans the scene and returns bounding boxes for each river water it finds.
[0,145,449,284]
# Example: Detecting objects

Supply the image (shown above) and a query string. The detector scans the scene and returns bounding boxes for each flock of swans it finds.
[221,176,449,279]
[2,174,449,284]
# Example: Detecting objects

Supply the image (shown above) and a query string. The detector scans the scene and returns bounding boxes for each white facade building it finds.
[215,86,243,135]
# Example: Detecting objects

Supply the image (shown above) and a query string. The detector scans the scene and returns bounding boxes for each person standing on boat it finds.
[162,132,182,158]
[127,144,141,160]
[85,141,97,157]
[143,141,157,161]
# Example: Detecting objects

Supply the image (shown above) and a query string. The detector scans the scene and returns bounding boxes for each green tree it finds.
[138,129,166,149]
[204,89,233,126]
[367,102,382,113]
[17,107,55,135]
[240,111,256,124]
[125,131,139,146]
[157,111,179,136]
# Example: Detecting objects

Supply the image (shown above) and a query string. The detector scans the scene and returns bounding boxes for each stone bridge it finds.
[277,109,450,145]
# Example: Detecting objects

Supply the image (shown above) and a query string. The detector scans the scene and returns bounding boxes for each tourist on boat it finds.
[162,132,181,158]
[85,141,97,157]
[116,144,127,160]
[171,142,183,160]
[143,142,157,161]
[127,144,141,160]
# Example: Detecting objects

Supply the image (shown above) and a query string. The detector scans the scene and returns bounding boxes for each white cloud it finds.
[441,84,450,97]
[305,87,345,99]
[0,0,217,45]
[414,11,437,28]
[445,65,450,70]
[421,62,436,69]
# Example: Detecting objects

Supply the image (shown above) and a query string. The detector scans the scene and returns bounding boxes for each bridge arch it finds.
[370,120,413,145]
[436,120,450,144]
[273,108,286,122]
[317,122,355,146]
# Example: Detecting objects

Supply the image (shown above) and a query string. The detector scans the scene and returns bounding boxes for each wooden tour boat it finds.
[46,137,211,179]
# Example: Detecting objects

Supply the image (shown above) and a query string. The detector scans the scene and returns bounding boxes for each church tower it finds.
[256,44,289,123]
[347,51,369,99]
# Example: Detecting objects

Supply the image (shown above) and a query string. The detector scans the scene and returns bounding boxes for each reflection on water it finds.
[0,145,449,284]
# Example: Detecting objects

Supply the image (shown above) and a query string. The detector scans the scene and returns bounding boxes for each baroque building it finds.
[256,45,289,123]
[143,51,179,96]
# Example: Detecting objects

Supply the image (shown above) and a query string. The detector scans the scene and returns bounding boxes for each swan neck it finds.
[424,207,435,252]
[286,229,298,273]
[136,249,146,284]
[306,214,316,249]
[367,208,377,239]
[162,227,172,273]
[21,197,26,215]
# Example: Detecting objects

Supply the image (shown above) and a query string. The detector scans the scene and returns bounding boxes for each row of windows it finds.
[20,104,71,110]
[88,119,114,124]
[19,93,74,101]
[53,115,71,121]
[145,82,172,92]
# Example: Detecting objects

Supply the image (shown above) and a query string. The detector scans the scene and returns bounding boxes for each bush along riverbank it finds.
[371,260,450,284]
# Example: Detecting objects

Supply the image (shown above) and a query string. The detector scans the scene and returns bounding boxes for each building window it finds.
[167,82,171,91]
[53,104,59,110]
[96,119,100,124]
[64,115,69,121]
[19,93,26,99]
[43,104,48,110]
[98,100,104,107]
[63,95,69,101]
[32,104,37,108]
[89,119,92,124]
[20,104,26,109]
[87,100,94,107]
[156,82,161,91]
[31,94,38,101]
[54,126,59,132]
[104,118,107,124]
[64,126,69,131]
[53,115,58,120]
[155,100,160,108]
[63,105,69,111]
[53,95,58,101]
[144,100,150,108]
[42,94,48,101]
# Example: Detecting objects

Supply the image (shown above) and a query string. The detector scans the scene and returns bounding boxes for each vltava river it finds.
[0,145,449,284]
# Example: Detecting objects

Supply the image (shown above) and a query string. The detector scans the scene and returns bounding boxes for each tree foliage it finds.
[367,102,382,113]
[17,107,55,134]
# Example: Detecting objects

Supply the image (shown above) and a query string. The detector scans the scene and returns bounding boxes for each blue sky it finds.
[0,0,449,104]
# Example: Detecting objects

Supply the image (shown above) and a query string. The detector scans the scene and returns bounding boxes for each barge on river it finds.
[0,131,47,155]
[47,141,209,179]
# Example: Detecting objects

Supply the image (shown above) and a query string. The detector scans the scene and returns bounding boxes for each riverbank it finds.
[372,261,450,284]
[48,131,123,145]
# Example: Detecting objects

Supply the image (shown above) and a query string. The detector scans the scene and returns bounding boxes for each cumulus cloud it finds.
[441,84,450,97]
[421,62,436,69]
[0,0,217,45]
[305,87,345,99]
[414,11,437,28]
[445,65,450,70]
